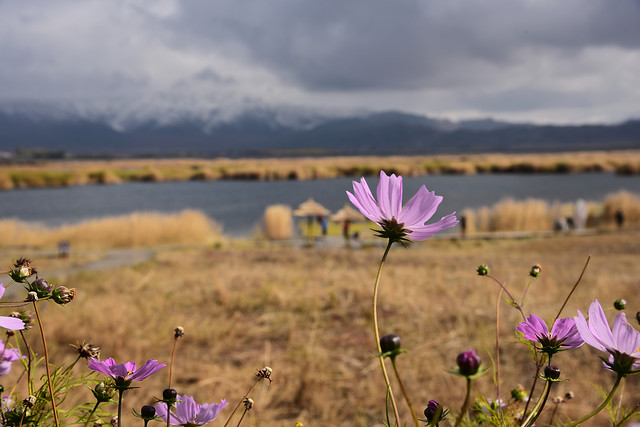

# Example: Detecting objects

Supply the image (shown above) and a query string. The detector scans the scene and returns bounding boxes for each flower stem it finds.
[391,358,419,427]
[454,377,472,427]
[495,288,504,408]
[83,401,100,427]
[169,338,178,389]
[487,274,525,320]
[554,256,590,321]
[566,373,622,426]
[117,389,124,427]
[521,377,553,427]
[372,239,401,425]
[32,301,60,427]
[223,379,259,427]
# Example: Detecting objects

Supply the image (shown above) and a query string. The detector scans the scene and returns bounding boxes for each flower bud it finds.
[529,264,542,278]
[140,405,156,420]
[457,349,482,376]
[243,397,254,410]
[510,385,528,402]
[23,395,36,408]
[162,388,178,403]
[613,299,626,310]
[30,278,53,298]
[52,286,76,305]
[25,292,38,302]
[544,365,561,380]
[423,400,440,422]
[380,334,401,355]
[476,264,489,276]
[93,382,115,403]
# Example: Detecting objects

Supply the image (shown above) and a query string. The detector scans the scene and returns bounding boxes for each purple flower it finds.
[0,340,22,376]
[347,170,457,242]
[88,358,165,389]
[155,394,228,426]
[0,284,25,331]
[516,314,584,355]
[574,300,640,375]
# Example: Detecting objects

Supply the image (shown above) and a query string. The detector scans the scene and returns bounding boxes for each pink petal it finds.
[398,186,441,227]
[408,212,458,241]
[574,310,607,352]
[587,300,615,349]
[0,316,24,331]
[376,171,402,219]
[611,313,640,355]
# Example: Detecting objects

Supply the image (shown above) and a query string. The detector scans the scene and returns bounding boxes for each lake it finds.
[1,173,639,236]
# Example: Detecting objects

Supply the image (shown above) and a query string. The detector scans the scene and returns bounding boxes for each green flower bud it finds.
[92,382,115,403]
[613,299,626,310]
[476,264,489,276]
[529,264,542,278]
[52,286,76,305]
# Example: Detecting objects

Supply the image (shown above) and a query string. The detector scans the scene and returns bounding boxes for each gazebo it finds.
[330,204,366,246]
[293,198,331,246]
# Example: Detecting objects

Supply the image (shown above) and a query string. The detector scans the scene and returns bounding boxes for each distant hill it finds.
[0,108,638,158]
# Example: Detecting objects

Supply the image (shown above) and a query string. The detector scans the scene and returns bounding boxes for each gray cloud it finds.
[1,0,639,125]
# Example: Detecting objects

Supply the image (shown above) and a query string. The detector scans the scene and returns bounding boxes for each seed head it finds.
[243,397,254,410]
[25,292,38,302]
[74,342,101,359]
[174,326,184,339]
[23,395,36,408]
[257,366,273,383]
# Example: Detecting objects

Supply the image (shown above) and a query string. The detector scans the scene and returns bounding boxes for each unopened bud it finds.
[140,405,156,420]
[476,264,489,276]
[456,349,482,377]
[93,382,115,403]
[423,400,440,422]
[613,299,626,310]
[544,365,561,380]
[380,334,401,356]
[510,385,528,402]
[529,264,542,278]
[162,388,177,403]
[52,286,76,305]
[30,278,53,298]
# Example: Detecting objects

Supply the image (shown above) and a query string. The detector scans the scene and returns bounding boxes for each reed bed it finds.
[1,150,640,190]
[260,205,294,240]
[2,229,635,426]
[0,210,222,249]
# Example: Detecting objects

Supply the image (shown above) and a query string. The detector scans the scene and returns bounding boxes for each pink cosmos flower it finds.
[0,340,23,376]
[347,170,458,242]
[0,284,25,331]
[516,314,584,355]
[155,394,228,426]
[88,358,165,388]
[574,300,640,375]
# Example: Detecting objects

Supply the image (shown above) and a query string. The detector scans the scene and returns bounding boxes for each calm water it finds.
[1,173,639,236]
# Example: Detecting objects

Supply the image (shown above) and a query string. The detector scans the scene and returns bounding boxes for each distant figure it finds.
[317,215,328,236]
[574,199,588,229]
[566,216,575,230]
[58,241,71,258]
[615,210,625,229]
[459,215,467,237]
[342,220,351,240]
[554,217,568,232]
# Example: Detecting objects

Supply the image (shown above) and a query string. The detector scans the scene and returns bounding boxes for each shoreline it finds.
[1,149,640,190]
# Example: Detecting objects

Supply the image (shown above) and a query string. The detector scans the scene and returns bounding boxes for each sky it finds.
[2,0,640,127]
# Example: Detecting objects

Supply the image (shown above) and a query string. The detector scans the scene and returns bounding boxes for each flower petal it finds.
[0,316,24,331]
[397,186,442,227]
[587,300,615,349]
[407,212,458,241]
[611,313,640,355]
[347,178,383,222]
[377,171,403,219]
[574,309,607,352]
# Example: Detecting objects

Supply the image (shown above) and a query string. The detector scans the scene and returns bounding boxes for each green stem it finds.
[521,378,553,427]
[566,374,623,426]
[454,377,472,427]
[372,239,401,426]
[117,389,125,427]
[83,401,100,427]
[33,301,60,427]
[391,358,419,427]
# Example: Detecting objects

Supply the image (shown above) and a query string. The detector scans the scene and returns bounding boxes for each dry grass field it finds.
[0,229,638,426]
[1,150,640,190]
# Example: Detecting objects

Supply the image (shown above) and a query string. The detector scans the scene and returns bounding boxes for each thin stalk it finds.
[520,277,533,309]
[18,331,32,395]
[169,338,178,388]
[83,401,100,427]
[166,401,172,427]
[117,389,124,427]
[495,288,504,408]
[390,358,419,427]
[487,274,525,320]
[32,301,60,427]
[235,408,249,427]
[520,352,544,423]
[521,378,553,427]
[566,374,622,427]
[372,239,401,426]
[223,380,260,427]
[615,403,640,427]
[554,256,590,321]
[454,377,472,427]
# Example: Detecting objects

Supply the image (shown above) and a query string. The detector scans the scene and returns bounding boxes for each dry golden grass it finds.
[260,205,294,240]
[1,230,637,426]
[0,210,222,249]
[1,150,640,190]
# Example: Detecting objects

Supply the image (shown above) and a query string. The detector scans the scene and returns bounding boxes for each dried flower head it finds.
[25,292,38,302]
[52,286,76,305]
[23,396,36,408]
[11,312,34,330]
[257,366,273,383]
[74,342,101,359]
[174,326,185,339]
[243,397,254,410]
[11,258,36,281]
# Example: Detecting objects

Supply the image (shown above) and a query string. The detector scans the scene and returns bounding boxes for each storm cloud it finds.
[1,0,639,125]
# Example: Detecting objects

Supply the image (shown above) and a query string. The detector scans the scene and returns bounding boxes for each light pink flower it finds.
[155,394,228,426]
[347,170,457,241]
[574,300,640,375]
[89,358,165,387]
[516,314,584,355]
